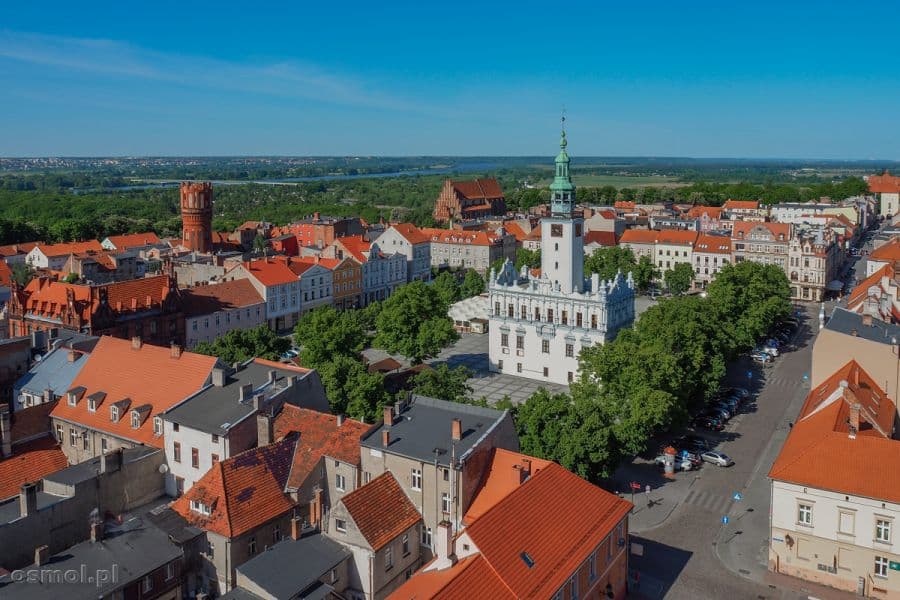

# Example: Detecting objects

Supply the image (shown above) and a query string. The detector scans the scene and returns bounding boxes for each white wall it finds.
[164,421,226,496]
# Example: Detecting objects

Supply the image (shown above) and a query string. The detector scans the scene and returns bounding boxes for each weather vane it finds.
[561,106,567,131]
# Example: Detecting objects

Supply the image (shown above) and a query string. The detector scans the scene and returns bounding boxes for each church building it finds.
[488,125,635,385]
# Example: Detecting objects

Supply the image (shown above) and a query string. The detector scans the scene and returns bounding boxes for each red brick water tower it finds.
[180,181,213,253]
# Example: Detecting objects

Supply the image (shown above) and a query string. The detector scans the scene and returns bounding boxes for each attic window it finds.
[520,551,535,568]
[190,500,211,516]
[153,417,162,436]
[110,406,119,423]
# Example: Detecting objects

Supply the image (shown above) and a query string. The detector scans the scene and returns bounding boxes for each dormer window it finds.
[189,500,211,516]
[68,393,77,407]
[110,405,119,422]
[131,410,141,429]
[153,417,162,436]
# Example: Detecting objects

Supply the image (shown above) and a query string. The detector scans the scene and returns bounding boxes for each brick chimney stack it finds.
[131,336,142,350]
[848,402,861,439]
[383,406,393,428]
[170,342,182,359]
[433,520,457,570]
[451,418,462,441]
[382,429,390,448]
[257,412,274,446]
[290,515,302,540]
[67,349,77,363]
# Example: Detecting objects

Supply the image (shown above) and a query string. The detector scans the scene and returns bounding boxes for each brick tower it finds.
[180,181,213,253]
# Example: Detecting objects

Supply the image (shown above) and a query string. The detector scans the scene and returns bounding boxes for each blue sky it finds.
[1,1,898,158]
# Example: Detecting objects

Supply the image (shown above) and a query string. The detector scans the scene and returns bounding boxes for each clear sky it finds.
[1,1,898,158]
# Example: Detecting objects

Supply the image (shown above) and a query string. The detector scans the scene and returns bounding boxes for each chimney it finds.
[67,349,77,363]
[848,402,861,439]
[252,393,264,411]
[290,515,302,540]
[433,520,457,569]
[521,458,532,482]
[336,414,344,427]
[34,545,49,567]
[239,383,253,402]
[0,405,11,459]
[451,418,462,441]
[268,370,277,385]
[170,342,182,359]
[90,521,104,543]
[211,367,227,387]
[382,429,390,448]
[257,412,274,446]
[383,406,394,428]
[20,482,37,517]
[131,336,142,350]
[862,314,873,327]
[310,488,323,528]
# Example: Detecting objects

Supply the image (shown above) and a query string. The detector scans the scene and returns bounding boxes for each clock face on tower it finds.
[550,224,563,237]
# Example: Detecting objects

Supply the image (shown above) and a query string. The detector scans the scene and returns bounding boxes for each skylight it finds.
[520,551,535,568]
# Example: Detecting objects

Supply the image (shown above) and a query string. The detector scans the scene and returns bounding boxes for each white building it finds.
[375,224,432,283]
[228,258,301,332]
[324,236,407,306]
[487,128,635,386]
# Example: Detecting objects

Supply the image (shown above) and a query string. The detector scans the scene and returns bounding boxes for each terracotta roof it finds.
[273,405,372,491]
[451,178,504,200]
[524,228,541,241]
[769,360,900,502]
[420,228,503,246]
[583,231,617,247]
[103,275,177,314]
[731,221,791,240]
[686,205,723,219]
[392,461,632,599]
[0,436,68,501]
[104,232,162,249]
[595,209,617,219]
[340,472,421,551]
[33,240,103,258]
[389,554,517,600]
[172,435,298,538]
[613,201,636,210]
[51,336,216,448]
[241,259,299,287]
[618,229,659,245]
[500,221,529,242]
[0,241,40,257]
[182,279,263,317]
[333,236,371,263]
[655,230,699,245]
[868,172,900,194]
[722,199,760,210]
[869,238,900,263]
[847,264,893,309]
[21,278,93,321]
[368,357,403,373]
[694,234,732,254]
[0,261,12,287]
[292,256,342,270]
[390,223,429,245]
[464,448,553,524]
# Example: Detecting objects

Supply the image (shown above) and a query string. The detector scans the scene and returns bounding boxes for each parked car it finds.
[693,416,724,431]
[722,386,750,400]
[755,345,778,357]
[713,401,737,415]
[680,435,712,452]
[703,407,730,422]
[654,454,694,471]
[700,451,734,467]
[752,352,773,364]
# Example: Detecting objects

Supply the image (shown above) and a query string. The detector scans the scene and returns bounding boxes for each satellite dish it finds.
[158,463,169,474]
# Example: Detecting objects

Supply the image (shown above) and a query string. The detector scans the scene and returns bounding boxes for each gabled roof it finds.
[769,360,900,502]
[340,472,420,551]
[694,234,732,254]
[103,232,163,249]
[420,228,504,246]
[273,405,372,491]
[868,171,900,194]
[869,238,900,263]
[613,201,636,210]
[618,229,659,245]
[0,436,68,501]
[240,259,298,287]
[655,230,699,245]
[102,274,177,313]
[181,279,264,318]
[333,236,371,262]
[464,448,553,524]
[846,264,894,311]
[51,336,216,447]
[0,261,12,287]
[32,240,103,258]
[451,178,504,200]
[686,205,724,219]
[731,221,790,240]
[0,241,40,257]
[390,223,429,245]
[583,231,617,247]
[502,221,529,242]
[389,554,517,600]
[16,346,89,398]
[172,434,299,538]
[722,199,760,210]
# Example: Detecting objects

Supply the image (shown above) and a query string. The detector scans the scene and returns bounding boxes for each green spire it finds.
[550,115,575,215]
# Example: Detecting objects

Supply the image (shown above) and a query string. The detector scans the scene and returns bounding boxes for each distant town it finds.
[1,128,900,600]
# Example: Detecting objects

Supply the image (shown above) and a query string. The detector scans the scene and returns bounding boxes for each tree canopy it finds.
[663,263,694,295]
[193,325,291,365]
[412,364,473,403]
[373,281,458,363]
[293,306,368,369]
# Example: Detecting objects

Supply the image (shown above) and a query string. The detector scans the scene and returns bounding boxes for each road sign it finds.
[722,516,730,525]
[630,482,642,491]
[733,492,743,501]
[746,370,753,379]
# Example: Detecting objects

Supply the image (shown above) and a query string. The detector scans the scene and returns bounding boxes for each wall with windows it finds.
[770,479,900,596]
[185,300,265,349]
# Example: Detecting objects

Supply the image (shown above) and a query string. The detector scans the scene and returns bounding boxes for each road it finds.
[627,305,856,600]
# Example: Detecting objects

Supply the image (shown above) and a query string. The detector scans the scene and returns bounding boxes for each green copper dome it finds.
[549,123,576,216]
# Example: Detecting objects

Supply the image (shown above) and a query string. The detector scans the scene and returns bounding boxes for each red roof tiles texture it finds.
[0,437,68,501]
[868,172,900,194]
[240,259,299,287]
[104,232,162,249]
[451,178,504,200]
[340,472,421,551]
[34,240,104,258]
[181,279,263,317]
[390,223,429,245]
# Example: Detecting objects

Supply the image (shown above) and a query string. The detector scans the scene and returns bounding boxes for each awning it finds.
[826,280,844,291]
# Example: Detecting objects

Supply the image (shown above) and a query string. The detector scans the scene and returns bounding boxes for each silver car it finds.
[700,451,734,467]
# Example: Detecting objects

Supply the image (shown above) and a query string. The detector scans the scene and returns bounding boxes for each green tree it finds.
[317,354,389,422]
[584,246,636,280]
[63,272,80,284]
[294,306,368,369]
[412,364,473,402]
[374,281,459,363]
[10,262,34,286]
[633,255,659,292]
[514,248,541,271]
[432,272,461,308]
[460,269,485,298]
[193,325,291,364]
[253,234,268,256]
[663,263,694,295]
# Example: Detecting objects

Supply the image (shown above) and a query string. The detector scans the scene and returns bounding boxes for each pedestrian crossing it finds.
[683,489,734,514]
[757,373,808,389]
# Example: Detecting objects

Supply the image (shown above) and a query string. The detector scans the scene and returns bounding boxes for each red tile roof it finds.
[694,234,732,254]
[464,449,553,524]
[392,461,632,599]
[103,275,178,314]
[0,261,12,287]
[292,256,342,270]
[686,205,723,219]
[618,229,659,245]
[52,336,216,448]
[240,259,299,287]
[500,221,529,242]
[340,472,421,551]
[869,238,900,263]
[451,178,504,200]
[333,236,371,263]
[769,360,900,502]
[847,264,893,309]
[182,279,263,317]
[172,435,298,538]
[391,223,429,245]
[104,232,162,249]
[868,172,900,194]
[0,436,68,501]
[33,240,103,258]
[273,405,372,491]
[420,228,504,246]
[731,221,791,241]
[20,278,93,321]
[583,231,617,247]
[722,199,760,210]
[613,201,636,210]
[0,241,40,257]
[655,230,699,245]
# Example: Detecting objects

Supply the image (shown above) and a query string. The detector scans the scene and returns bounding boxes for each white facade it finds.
[360,243,406,305]
[376,226,432,282]
[186,301,266,349]
[881,193,900,218]
[298,263,334,313]
[163,421,228,496]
